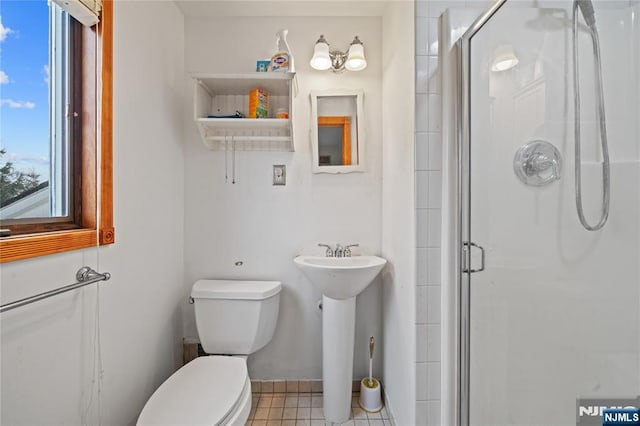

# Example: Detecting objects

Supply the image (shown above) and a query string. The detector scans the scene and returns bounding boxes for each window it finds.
[0,0,113,263]
[1,3,73,225]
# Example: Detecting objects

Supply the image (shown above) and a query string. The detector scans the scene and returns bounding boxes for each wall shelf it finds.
[192,73,295,151]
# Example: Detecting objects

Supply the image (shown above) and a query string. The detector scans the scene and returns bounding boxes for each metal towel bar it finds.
[0,266,111,313]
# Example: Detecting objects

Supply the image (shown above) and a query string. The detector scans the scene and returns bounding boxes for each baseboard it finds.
[182,340,384,399]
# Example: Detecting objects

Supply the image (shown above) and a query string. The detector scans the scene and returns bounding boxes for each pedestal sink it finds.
[294,255,386,424]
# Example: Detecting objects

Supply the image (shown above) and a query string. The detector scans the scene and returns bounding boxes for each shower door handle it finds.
[463,242,485,273]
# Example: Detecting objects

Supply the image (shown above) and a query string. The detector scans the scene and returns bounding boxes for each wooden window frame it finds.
[0,0,113,263]
[318,116,352,166]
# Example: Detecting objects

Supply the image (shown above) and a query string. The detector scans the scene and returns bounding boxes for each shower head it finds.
[576,0,597,30]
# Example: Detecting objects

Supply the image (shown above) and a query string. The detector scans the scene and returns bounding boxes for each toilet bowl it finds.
[137,280,281,425]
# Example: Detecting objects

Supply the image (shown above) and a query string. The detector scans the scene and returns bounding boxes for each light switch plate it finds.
[273,165,286,185]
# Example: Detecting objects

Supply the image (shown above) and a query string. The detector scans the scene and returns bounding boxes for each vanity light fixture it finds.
[310,35,367,73]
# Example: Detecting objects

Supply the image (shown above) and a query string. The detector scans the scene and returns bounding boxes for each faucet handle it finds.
[344,244,359,257]
[318,243,334,257]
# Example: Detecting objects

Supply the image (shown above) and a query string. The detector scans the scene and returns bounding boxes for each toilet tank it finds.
[191,280,281,355]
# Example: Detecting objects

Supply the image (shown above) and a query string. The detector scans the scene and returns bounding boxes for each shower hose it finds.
[572,0,610,231]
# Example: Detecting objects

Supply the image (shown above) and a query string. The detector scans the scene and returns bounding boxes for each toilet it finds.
[137,279,282,425]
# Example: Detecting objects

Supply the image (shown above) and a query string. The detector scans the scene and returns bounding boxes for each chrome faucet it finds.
[344,244,359,257]
[318,243,334,257]
[318,243,359,257]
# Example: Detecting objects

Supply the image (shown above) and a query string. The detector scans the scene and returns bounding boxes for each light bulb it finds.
[345,41,367,72]
[310,36,331,71]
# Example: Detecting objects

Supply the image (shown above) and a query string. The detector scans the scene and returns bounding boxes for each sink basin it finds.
[294,255,386,300]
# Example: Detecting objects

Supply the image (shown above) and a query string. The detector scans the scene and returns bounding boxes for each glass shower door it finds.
[464,1,640,425]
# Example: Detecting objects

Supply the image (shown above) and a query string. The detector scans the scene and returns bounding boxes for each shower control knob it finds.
[513,140,562,186]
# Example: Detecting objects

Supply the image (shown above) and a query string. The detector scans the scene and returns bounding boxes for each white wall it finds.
[0,2,186,424]
[381,2,416,426]
[182,16,384,381]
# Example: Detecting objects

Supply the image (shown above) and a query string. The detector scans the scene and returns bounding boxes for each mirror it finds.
[310,89,364,173]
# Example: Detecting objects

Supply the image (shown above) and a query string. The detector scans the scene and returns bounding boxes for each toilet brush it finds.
[367,337,374,387]
[359,336,383,412]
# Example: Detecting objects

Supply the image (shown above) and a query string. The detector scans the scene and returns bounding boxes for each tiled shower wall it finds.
[415,3,443,424]
[414,1,488,425]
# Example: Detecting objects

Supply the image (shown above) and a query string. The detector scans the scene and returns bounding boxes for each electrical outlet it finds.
[273,165,286,186]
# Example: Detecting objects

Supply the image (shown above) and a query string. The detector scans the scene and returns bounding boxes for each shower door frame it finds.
[456,1,509,425]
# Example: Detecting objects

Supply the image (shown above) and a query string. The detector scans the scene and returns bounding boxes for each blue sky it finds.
[0,0,50,179]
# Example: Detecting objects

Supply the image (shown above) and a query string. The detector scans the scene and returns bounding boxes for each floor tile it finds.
[272,395,285,408]
[352,407,367,420]
[254,408,270,420]
[380,407,389,419]
[268,407,284,420]
[310,407,324,419]
[283,407,297,420]
[285,396,298,408]
[311,395,323,407]
[258,396,272,408]
[248,390,382,426]
[298,395,311,407]
[297,407,311,420]
[351,396,359,407]
[367,410,383,419]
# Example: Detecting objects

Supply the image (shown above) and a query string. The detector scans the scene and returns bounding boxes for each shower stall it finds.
[441,1,640,424]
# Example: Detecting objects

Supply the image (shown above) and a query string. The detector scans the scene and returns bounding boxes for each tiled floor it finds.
[246,392,392,426]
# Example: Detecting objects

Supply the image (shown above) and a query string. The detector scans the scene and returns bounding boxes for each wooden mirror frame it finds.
[310,89,364,174]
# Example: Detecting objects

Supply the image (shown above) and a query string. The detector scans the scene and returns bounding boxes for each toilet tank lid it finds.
[191,279,282,300]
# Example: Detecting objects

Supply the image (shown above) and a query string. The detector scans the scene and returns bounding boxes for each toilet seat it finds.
[137,356,250,426]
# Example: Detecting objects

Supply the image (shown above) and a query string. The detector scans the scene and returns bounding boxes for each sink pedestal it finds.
[293,255,387,424]
[322,295,356,424]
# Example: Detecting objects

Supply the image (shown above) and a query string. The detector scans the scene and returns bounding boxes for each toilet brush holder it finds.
[359,378,383,413]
